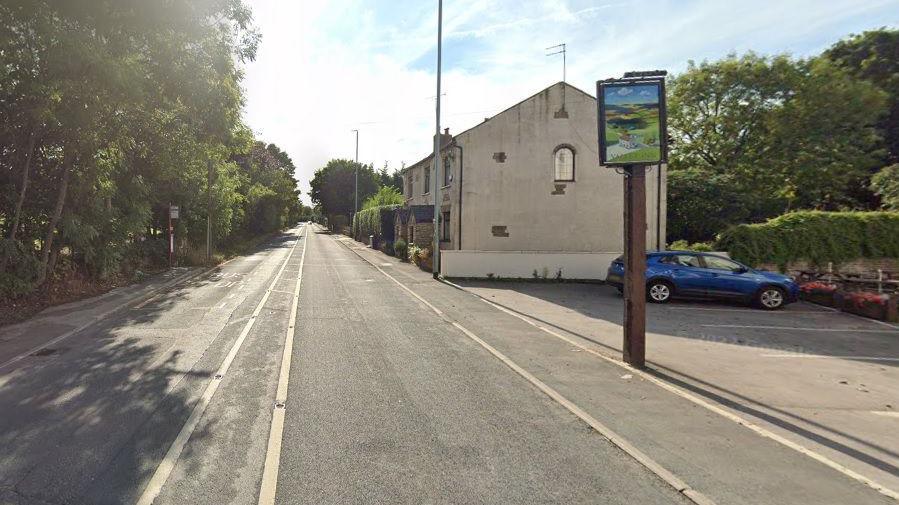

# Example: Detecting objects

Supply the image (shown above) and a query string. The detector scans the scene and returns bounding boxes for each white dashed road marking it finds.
[134,228,303,505]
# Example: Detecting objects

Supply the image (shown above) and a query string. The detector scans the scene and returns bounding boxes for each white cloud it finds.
[241,0,899,204]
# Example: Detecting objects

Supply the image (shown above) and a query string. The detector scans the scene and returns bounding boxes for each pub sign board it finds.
[597,78,667,166]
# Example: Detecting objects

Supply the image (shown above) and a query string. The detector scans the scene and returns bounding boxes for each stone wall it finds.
[756,257,899,277]
[412,223,434,248]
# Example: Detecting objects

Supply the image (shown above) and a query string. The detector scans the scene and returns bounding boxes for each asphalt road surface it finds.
[0,224,894,505]
[0,226,684,505]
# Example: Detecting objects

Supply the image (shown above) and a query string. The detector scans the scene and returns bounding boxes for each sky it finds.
[241,0,899,204]
[604,84,659,106]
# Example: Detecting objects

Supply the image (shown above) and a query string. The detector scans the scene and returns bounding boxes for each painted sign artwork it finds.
[601,82,663,165]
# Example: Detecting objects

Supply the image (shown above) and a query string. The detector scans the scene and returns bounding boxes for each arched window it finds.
[554,145,575,181]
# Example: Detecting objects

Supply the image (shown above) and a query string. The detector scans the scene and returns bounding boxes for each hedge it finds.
[352,205,400,243]
[716,211,899,268]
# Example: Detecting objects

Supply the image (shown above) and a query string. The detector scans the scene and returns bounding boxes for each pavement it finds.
[0,266,208,371]
[450,278,899,493]
[0,223,895,504]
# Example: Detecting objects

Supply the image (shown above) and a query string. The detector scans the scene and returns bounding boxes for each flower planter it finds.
[800,290,836,307]
[835,291,898,322]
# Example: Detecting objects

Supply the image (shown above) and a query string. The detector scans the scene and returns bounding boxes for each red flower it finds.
[800,282,837,293]
[844,291,888,307]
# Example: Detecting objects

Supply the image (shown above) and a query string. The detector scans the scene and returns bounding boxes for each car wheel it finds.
[647,280,673,303]
[755,286,785,310]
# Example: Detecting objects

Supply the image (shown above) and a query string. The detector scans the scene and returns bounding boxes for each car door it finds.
[661,254,711,296]
[699,255,753,299]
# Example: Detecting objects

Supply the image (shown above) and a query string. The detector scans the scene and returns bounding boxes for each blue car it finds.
[606,251,799,310]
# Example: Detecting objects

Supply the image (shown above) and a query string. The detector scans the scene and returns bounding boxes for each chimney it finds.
[444,128,449,135]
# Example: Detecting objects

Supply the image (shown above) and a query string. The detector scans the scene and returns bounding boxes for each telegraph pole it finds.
[353,129,359,217]
[432,0,443,279]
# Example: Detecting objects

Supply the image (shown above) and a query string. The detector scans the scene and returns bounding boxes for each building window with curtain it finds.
[553,145,575,181]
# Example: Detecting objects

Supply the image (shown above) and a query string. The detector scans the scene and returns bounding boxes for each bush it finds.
[716,211,899,268]
[394,239,408,260]
[668,240,714,252]
[352,205,399,242]
[408,244,422,263]
[0,239,41,297]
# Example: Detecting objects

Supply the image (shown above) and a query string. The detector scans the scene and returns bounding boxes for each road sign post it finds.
[597,71,667,368]
[169,204,179,269]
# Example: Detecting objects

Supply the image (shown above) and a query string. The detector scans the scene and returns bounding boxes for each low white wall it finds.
[441,250,620,280]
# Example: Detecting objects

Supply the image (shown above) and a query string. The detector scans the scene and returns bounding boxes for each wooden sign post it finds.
[597,71,668,368]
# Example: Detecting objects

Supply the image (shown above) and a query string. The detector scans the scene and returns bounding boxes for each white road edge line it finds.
[813,302,899,329]
[665,306,827,314]
[702,324,899,333]
[760,354,899,361]
[257,225,308,505]
[335,235,716,505]
[134,229,303,505]
[438,279,899,502]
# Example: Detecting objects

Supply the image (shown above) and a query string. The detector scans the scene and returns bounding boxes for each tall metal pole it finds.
[353,129,359,216]
[206,160,213,266]
[432,0,442,279]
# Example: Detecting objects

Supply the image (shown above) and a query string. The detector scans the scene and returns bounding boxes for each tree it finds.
[871,164,899,210]
[666,52,887,241]
[233,142,302,233]
[377,164,404,192]
[666,169,755,244]
[0,1,308,300]
[362,186,404,210]
[308,159,379,229]
[825,29,899,164]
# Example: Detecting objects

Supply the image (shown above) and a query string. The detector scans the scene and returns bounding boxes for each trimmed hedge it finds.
[352,205,399,243]
[716,211,899,268]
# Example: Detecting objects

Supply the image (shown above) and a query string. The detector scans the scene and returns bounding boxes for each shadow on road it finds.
[0,230,296,504]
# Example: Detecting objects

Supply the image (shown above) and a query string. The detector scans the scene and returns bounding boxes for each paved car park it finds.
[454,280,899,493]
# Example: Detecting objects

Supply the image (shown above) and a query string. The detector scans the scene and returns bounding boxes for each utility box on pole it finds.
[597,71,668,368]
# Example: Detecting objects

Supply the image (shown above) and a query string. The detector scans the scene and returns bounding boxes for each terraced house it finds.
[399,81,667,280]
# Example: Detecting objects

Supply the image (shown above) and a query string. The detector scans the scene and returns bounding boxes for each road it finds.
[0,224,894,504]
